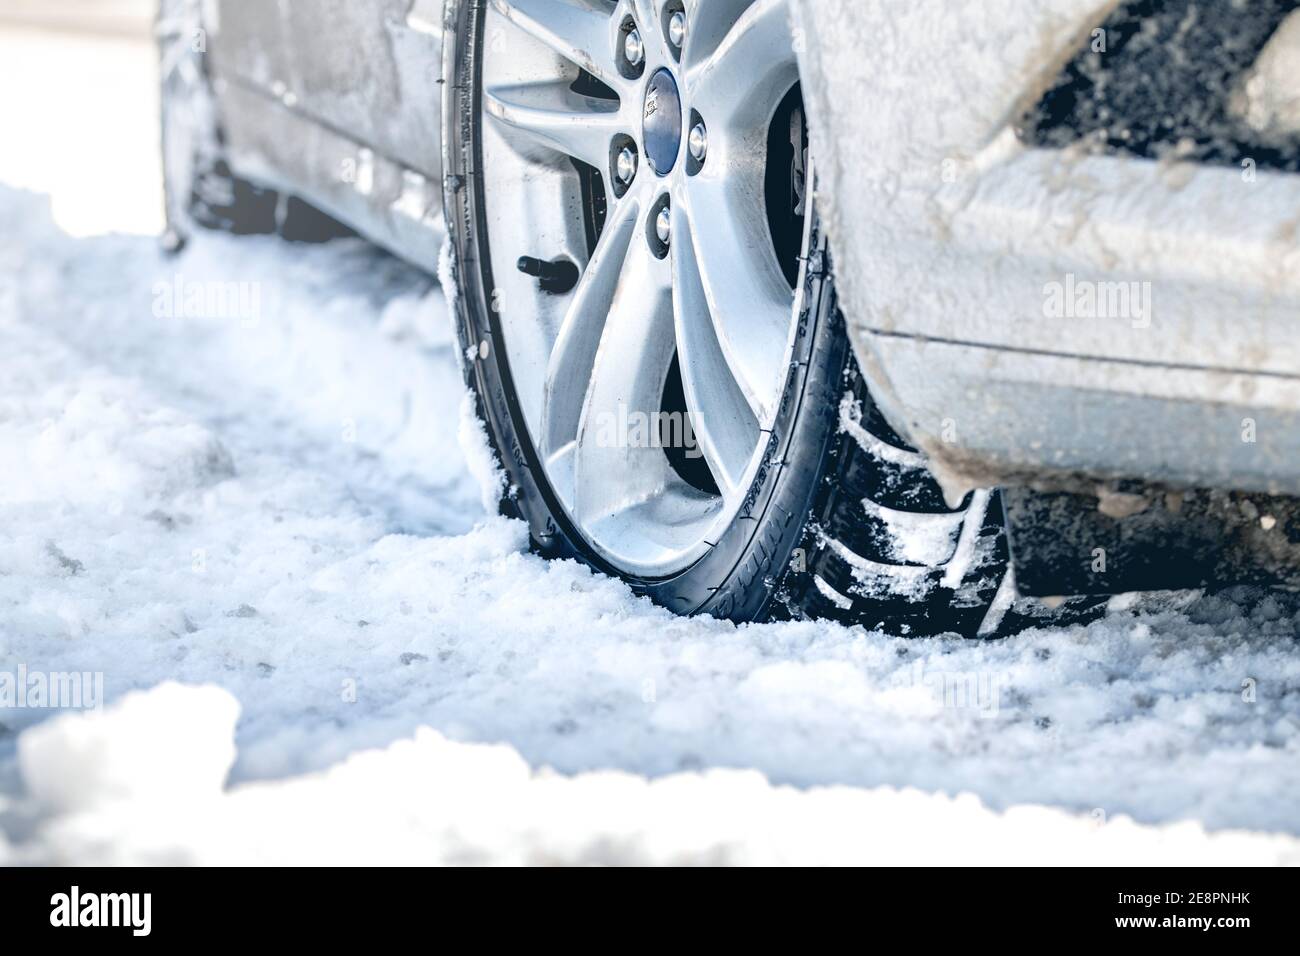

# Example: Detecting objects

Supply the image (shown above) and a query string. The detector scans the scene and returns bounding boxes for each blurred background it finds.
[3,0,153,35]
[0,0,164,235]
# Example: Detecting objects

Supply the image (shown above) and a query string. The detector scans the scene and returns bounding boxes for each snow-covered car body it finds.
[791,0,1300,503]
[197,0,447,273]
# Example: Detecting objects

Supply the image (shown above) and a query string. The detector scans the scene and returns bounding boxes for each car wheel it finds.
[443,0,1009,635]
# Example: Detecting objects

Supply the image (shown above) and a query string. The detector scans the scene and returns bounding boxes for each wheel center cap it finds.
[642,68,682,176]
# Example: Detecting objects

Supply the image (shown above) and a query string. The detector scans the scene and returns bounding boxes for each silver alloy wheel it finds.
[480,0,803,577]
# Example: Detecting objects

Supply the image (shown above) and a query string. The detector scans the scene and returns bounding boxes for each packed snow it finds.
[1,24,1299,866]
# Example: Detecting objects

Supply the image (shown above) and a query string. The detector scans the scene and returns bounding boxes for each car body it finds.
[165,0,1300,609]
[191,0,448,273]
[789,0,1300,505]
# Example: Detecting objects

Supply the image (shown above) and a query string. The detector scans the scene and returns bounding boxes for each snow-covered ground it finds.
[1,25,1299,866]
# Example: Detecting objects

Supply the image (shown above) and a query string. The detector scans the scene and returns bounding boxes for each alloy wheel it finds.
[479,0,806,577]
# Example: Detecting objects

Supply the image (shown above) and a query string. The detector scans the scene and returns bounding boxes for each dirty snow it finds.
[1,25,1300,866]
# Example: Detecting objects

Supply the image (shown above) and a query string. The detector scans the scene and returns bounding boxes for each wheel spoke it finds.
[490,0,624,91]
[484,80,625,170]
[680,174,795,424]
[572,229,678,524]
[671,200,761,496]
[677,0,754,73]
[541,189,645,460]
[687,0,798,132]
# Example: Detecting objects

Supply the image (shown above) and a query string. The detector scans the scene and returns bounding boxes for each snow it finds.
[457,391,509,517]
[1,24,1299,866]
[7,683,1298,866]
[19,683,238,814]
[1235,11,1300,138]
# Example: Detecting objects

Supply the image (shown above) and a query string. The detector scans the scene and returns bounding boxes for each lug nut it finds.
[624,28,644,67]
[688,122,708,163]
[616,146,638,184]
[655,207,672,245]
[668,11,687,49]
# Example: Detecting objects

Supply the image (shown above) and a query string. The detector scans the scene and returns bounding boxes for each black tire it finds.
[774,373,1009,636]
[442,0,1008,636]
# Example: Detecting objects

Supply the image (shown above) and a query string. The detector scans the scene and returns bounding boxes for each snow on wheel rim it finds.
[480,0,806,577]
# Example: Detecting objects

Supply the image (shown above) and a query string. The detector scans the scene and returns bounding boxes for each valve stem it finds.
[517,255,580,295]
